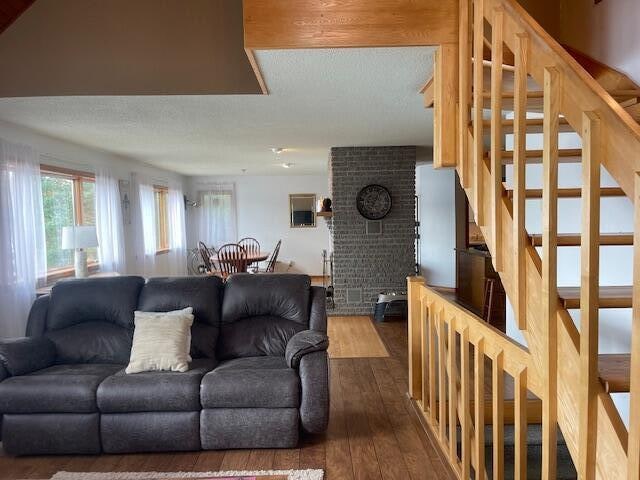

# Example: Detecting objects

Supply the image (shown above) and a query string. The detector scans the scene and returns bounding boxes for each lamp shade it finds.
[61,226,99,249]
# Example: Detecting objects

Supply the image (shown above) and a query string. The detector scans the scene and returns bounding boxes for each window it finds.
[154,185,169,253]
[198,186,237,247]
[40,165,96,276]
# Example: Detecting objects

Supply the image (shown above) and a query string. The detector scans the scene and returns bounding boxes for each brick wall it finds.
[329,146,416,315]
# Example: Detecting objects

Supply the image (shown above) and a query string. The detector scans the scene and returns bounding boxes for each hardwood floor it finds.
[328,316,389,359]
[0,318,456,480]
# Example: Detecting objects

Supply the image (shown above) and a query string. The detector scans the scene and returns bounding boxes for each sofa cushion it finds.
[46,321,133,365]
[201,356,299,409]
[44,276,145,364]
[46,276,145,331]
[217,315,306,360]
[97,358,217,413]
[0,364,122,414]
[137,276,223,359]
[219,274,311,359]
[222,274,311,325]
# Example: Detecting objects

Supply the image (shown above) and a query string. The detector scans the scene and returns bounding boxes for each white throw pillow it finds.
[125,307,194,374]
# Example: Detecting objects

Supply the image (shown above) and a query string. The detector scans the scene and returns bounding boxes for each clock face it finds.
[356,184,392,220]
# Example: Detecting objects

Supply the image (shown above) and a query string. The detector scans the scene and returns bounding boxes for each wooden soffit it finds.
[243,0,459,49]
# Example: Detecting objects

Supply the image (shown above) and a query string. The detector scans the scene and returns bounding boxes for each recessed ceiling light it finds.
[271,147,285,155]
[281,162,294,169]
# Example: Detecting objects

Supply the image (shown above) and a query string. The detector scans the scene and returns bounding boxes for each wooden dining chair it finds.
[198,241,217,274]
[217,243,248,278]
[238,237,261,272]
[257,239,281,273]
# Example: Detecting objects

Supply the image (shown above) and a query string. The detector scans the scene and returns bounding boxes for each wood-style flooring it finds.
[328,316,389,359]
[0,317,456,480]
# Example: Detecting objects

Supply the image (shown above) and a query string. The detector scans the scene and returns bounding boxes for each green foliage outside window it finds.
[41,175,74,269]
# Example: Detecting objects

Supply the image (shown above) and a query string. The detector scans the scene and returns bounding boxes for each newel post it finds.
[407,275,425,400]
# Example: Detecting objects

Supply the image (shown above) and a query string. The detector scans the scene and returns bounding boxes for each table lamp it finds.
[61,226,99,278]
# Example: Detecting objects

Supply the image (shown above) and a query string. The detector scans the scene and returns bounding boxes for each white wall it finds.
[560,0,640,85]
[503,115,633,425]
[187,174,330,275]
[0,120,187,277]
[416,163,456,288]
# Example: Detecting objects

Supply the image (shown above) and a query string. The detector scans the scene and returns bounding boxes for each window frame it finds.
[153,185,170,255]
[40,164,99,281]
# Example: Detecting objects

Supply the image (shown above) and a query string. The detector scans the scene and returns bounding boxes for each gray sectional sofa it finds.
[0,274,329,456]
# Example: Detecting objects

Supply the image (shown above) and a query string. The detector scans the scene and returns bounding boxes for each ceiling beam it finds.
[243,0,459,49]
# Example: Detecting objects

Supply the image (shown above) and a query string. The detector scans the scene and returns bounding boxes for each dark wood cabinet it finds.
[454,173,506,332]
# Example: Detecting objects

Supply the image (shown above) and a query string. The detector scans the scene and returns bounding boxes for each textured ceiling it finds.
[0,47,435,175]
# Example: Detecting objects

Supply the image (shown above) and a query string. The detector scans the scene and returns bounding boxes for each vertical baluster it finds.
[578,111,601,480]
[492,350,505,480]
[513,32,529,329]
[461,327,471,479]
[475,338,486,480]
[629,172,640,480]
[541,66,560,480]
[429,305,438,424]
[421,298,431,414]
[514,367,528,480]
[459,0,472,188]
[490,7,504,272]
[448,317,458,461]
[439,312,448,441]
[473,0,485,224]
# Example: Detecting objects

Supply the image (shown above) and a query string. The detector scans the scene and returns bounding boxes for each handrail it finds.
[414,0,640,478]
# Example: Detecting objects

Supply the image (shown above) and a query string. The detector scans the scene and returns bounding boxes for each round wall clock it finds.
[356,184,392,220]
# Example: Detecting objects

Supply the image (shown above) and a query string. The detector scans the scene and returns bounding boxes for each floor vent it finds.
[366,220,383,235]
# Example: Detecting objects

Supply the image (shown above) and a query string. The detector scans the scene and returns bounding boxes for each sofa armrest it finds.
[0,337,56,377]
[309,286,327,332]
[285,330,329,369]
[299,350,329,434]
[25,294,50,337]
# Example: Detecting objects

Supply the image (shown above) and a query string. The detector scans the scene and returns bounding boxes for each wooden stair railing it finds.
[410,0,640,478]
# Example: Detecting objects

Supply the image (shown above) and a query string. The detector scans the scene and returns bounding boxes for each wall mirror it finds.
[289,194,316,228]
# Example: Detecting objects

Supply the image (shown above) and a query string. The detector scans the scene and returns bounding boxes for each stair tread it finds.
[529,232,633,247]
[482,117,573,133]
[599,353,631,393]
[557,285,632,309]
[505,186,625,199]
[495,148,583,164]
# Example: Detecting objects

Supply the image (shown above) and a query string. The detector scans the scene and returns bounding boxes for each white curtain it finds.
[0,139,46,338]
[167,181,187,275]
[95,167,126,273]
[198,183,237,248]
[130,173,157,276]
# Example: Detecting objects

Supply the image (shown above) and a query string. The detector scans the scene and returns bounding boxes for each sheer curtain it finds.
[167,181,187,275]
[0,139,46,338]
[130,173,157,276]
[95,167,126,273]
[198,183,237,248]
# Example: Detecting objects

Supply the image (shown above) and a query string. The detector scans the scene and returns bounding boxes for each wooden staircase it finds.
[408,0,640,479]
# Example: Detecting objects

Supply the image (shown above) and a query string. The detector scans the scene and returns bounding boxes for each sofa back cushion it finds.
[44,276,145,364]
[137,276,223,359]
[218,274,311,359]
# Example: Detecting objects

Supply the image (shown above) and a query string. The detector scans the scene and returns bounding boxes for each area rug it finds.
[51,470,323,480]
[327,315,389,358]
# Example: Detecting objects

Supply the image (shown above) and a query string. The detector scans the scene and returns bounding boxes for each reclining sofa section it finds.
[0,274,329,455]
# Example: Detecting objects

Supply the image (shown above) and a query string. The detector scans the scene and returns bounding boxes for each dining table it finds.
[210,251,270,264]
[209,251,271,276]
